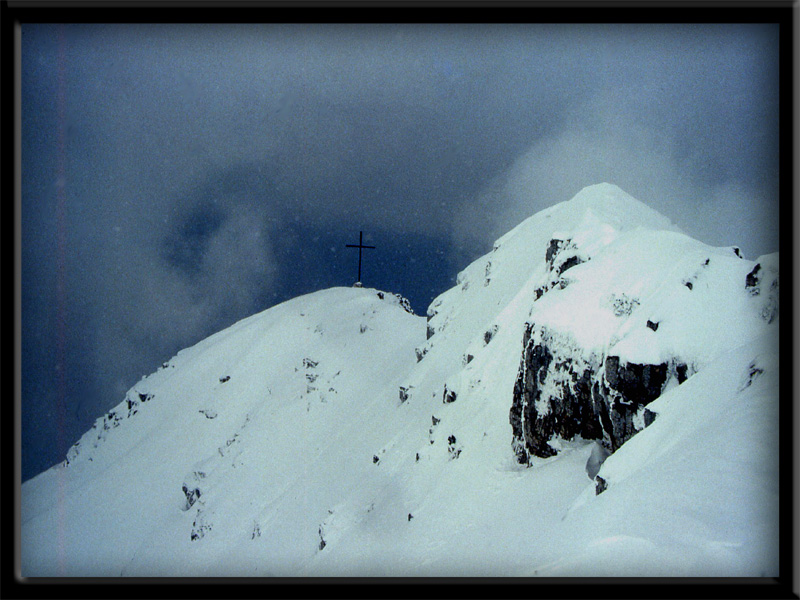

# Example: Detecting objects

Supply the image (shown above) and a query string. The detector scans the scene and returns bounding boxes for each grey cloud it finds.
[21,22,780,481]
[452,39,779,260]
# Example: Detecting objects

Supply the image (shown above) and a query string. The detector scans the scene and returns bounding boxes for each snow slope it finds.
[21,183,780,577]
[540,331,779,577]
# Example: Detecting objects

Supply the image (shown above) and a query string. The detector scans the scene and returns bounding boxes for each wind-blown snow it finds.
[21,183,779,577]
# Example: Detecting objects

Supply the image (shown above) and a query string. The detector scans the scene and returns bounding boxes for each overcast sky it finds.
[21,22,780,481]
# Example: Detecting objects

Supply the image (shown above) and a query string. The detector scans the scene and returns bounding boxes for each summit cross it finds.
[345,230,376,284]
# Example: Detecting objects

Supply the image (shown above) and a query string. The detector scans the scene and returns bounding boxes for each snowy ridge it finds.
[21,184,779,577]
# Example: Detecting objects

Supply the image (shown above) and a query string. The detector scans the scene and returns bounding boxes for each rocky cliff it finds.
[509,228,779,493]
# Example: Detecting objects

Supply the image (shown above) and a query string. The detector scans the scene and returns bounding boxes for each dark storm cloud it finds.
[455,24,780,258]
[21,22,779,480]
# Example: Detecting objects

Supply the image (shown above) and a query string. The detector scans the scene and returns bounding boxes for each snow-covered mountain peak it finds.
[565,182,677,228]
[22,184,779,577]
[422,185,687,380]
[564,182,676,232]
[496,182,681,254]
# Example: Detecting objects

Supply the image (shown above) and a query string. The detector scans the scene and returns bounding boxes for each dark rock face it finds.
[545,238,566,269]
[604,357,668,404]
[447,435,462,459]
[547,237,586,276]
[533,239,589,305]
[604,400,658,453]
[67,388,159,465]
[399,386,412,403]
[510,323,676,464]
[744,260,779,324]
[510,326,554,461]
[511,325,603,462]
[393,293,415,314]
[600,357,667,452]
[442,385,457,404]
[746,263,761,290]
[557,255,584,275]
[125,397,139,417]
[182,485,202,510]
[125,390,154,417]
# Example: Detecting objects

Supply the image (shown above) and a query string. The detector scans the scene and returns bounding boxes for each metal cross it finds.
[345,230,376,284]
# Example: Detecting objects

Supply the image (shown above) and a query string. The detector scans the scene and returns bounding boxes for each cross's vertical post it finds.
[346,230,376,284]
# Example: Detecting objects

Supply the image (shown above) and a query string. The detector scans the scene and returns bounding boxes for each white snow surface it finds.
[21,183,780,577]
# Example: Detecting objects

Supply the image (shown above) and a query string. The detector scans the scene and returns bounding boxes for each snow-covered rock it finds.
[509,223,778,464]
[21,183,779,577]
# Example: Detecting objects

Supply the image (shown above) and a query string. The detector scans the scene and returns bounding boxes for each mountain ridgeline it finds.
[22,184,779,577]
[424,183,777,464]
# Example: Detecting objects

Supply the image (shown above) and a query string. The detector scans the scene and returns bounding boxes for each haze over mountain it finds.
[21,184,779,577]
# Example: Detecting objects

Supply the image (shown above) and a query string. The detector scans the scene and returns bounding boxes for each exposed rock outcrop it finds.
[399,386,412,403]
[65,389,156,465]
[602,356,666,450]
[509,321,684,463]
[745,256,779,324]
[442,385,457,404]
[533,238,589,302]
[510,325,603,462]
[506,227,743,465]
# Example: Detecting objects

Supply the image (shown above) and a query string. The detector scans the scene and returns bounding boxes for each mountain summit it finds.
[22,184,779,577]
